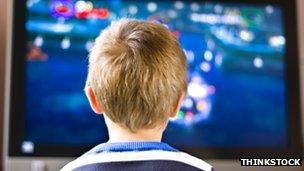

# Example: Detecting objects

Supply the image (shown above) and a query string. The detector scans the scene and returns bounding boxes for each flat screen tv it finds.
[8,0,302,159]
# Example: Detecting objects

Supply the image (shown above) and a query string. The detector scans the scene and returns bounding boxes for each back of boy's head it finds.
[87,19,187,132]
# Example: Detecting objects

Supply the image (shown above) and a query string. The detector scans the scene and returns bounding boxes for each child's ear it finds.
[169,92,185,118]
[85,86,104,114]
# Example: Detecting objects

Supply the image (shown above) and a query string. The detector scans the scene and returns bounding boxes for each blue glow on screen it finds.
[24,0,287,148]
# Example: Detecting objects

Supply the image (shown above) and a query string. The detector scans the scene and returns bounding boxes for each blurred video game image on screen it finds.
[23,0,286,152]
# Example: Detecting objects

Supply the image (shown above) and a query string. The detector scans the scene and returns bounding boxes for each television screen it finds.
[9,0,302,158]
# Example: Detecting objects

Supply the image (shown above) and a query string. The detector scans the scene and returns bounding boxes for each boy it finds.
[62,19,213,171]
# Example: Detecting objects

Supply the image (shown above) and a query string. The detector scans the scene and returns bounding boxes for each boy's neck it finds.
[105,117,164,143]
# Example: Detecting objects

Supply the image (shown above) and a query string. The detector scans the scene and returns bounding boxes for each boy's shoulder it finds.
[61,142,213,171]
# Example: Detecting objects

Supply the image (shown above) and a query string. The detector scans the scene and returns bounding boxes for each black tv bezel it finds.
[8,0,302,159]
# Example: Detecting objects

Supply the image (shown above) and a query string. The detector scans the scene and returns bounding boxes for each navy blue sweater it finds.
[61,142,213,171]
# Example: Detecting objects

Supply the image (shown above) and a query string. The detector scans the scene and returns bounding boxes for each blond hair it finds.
[87,19,187,132]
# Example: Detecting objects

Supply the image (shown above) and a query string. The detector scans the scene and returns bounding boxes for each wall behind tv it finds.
[0,0,7,169]
[297,0,304,148]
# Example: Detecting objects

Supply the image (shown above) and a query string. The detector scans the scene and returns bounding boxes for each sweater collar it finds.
[88,141,178,154]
